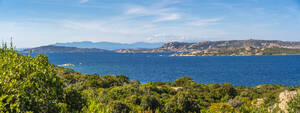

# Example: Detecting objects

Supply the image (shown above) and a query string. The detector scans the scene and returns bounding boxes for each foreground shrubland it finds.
[0,45,300,113]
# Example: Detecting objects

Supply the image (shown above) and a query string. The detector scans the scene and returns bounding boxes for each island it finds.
[22,40,300,56]
[171,47,300,56]
[22,45,111,53]
[117,40,300,54]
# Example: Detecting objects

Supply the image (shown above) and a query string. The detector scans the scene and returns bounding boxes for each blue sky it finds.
[0,0,300,47]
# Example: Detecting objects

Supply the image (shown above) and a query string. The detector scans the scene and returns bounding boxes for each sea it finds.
[34,52,300,86]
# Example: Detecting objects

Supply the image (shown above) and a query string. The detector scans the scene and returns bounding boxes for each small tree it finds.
[174,76,195,87]
[164,91,202,113]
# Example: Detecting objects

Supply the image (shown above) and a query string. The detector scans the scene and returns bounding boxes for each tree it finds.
[164,91,202,113]
[209,83,237,102]
[64,89,86,112]
[0,45,64,112]
[174,76,195,87]
[141,95,160,111]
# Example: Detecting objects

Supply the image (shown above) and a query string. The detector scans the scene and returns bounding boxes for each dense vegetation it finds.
[1,44,300,113]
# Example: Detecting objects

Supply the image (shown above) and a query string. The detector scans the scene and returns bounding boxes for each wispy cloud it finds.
[145,29,230,42]
[79,0,88,4]
[155,13,181,22]
[126,7,147,15]
[60,19,157,35]
[61,20,105,32]
[147,33,187,42]
[2,0,299,47]
[186,18,223,26]
[125,0,182,22]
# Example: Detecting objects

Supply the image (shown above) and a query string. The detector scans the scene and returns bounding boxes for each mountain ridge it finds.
[52,41,164,50]
[22,45,111,53]
[22,40,300,53]
[117,39,300,53]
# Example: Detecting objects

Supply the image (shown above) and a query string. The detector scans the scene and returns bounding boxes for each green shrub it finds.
[174,76,195,87]
[107,101,131,113]
[288,94,300,113]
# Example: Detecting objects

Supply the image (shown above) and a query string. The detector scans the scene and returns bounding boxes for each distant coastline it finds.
[116,39,300,53]
[170,47,300,56]
[22,39,300,54]
[21,45,111,53]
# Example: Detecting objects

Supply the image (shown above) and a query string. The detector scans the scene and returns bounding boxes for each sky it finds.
[0,0,300,48]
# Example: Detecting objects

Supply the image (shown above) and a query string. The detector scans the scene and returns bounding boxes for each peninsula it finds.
[117,40,300,53]
[171,47,300,56]
[22,45,111,53]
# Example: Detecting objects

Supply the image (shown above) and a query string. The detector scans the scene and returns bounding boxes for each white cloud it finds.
[126,7,147,15]
[60,19,157,35]
[146,33,190,42]
[155,13,181,22]
[61,21,104,31]
[186,18,223,26]
[79,0,88,4]
[125,0,182,22]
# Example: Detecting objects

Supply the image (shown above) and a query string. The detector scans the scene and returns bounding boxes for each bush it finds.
[205,103,234,113]
[174,76,195,87]
[164,91,202,113]
[107,101,131,113]
[288,94,300,113]
[141,95,160,111]
[64,89,86,112]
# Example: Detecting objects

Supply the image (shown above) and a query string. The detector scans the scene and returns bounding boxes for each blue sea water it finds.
[38,52,300,86]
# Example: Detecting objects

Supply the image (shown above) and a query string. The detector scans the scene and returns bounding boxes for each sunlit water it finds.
[32,52,300,86]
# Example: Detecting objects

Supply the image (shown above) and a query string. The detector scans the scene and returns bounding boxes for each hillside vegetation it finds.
[172,47,300,56]
[1,44,300,113]
[117,40,300,53]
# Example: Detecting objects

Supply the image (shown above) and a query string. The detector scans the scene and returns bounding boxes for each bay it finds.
[37,52,300,86]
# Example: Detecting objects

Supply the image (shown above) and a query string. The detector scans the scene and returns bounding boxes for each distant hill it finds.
[171,47,300,56]
[117,40,300,53]
[52,41,164,50]
[22,45,111,53]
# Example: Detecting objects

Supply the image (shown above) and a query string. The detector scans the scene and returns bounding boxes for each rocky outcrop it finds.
[255,90,298,113]
[278,90,298,113]
[255,98,265,107]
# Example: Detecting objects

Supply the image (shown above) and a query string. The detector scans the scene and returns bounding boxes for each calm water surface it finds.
[39,52,300,86]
